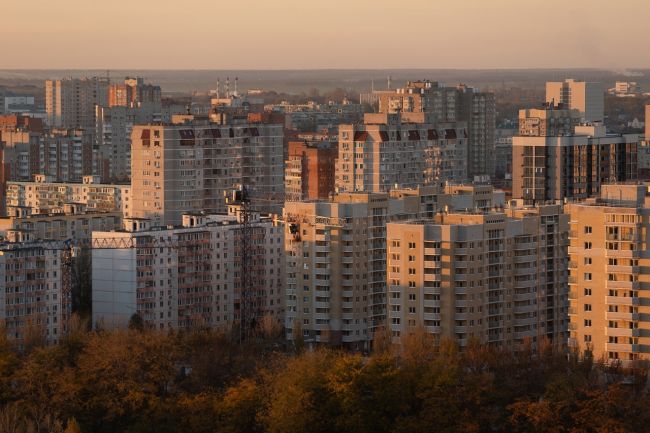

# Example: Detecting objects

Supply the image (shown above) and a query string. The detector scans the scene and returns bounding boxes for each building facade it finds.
[0,205,122,243]
[513,125,639,204]
[386,204,568,350]
[130,114,284,225]
[108,77,161,108]
[545,79,604,123]
[283,184,505,349]
[378,80,495,178]
[45,77,109,129]
[336,112,467,193]
[92,209,283,331]
[518,105,581,137]
[0,240,73,347]
[6,175,130,217]
[285,139,337,201]
[567,184,650,365]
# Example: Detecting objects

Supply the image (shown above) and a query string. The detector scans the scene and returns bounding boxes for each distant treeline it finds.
[1,318,649,433]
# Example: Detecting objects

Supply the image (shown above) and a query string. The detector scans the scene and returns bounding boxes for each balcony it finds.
[605,250,638,258]
[605,343,637,353]
[425,325,441,334]
[605,296,640,306]
[514,304,538,314]
[605,280,639,290]
[607,265,639,274]
[514,292,535,301]
[604,327,640,338]
[605,311,639,321]
[514,242,535,251]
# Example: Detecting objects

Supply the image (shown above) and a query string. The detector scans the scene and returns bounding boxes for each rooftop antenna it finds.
[235,76,238,97]
[388,75,392,90]
[226,77,230,98]
[371,78,375,93]
[216,77,220,99]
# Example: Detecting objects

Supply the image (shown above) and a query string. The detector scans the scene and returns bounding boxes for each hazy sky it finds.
[1,0,649,70]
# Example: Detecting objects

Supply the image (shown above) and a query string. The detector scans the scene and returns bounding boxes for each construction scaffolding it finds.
[225,186,259,343]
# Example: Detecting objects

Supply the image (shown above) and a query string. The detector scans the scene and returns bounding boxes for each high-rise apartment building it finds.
[335,112,467,193]
[518,105,581,137]
[94,104,162,182]
[378,80,495,178]
[513,125,639,204]
[92,209,283,331]
[285,139,337,201]
[283,192,425,349]
[545,79,604,123]
[130,113,284,226]
[0,239,73,347]
[0,128,93,183]
[283,184,505,349]
[386,204,568,350]
[567,183,650,365]
[108,77,161,108]
[45,77,109,129]
[40,129,93,182]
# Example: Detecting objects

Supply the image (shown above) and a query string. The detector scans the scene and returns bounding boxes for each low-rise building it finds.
[0,204,122,243]
[6,175,130,217]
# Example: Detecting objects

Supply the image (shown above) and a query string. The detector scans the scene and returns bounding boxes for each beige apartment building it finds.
[92,208,283,331]
[6,175,130,217]
[546,79,604,123]
[0,204,122,243]
[386,204,568,350]
[336,112,467,193]
[378,80,496,178]
[567,183,650,365]
[283,183,505,349]
[518,105,581,137]
[130,113,284,226]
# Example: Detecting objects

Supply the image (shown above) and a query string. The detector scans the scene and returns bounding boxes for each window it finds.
[584,288,592,296]
[584,334,592,342]
[584,257,592,265]
[584,242,592,249]
[408,242,416,249]
[584,304,592,312]
[584,319,592,327]
[408,294,416,301]
[584,226,592,234]
[584,273,592,281]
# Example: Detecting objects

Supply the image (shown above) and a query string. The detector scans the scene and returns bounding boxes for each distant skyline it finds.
[2,0,649,70]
